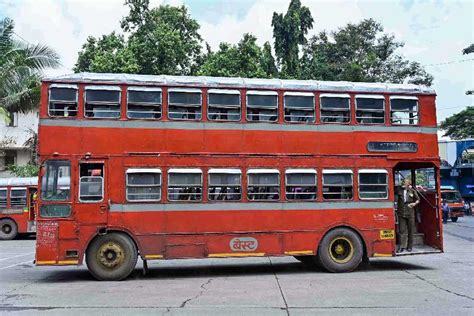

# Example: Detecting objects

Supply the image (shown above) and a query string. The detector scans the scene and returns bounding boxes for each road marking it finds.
[0,260,33,270]
[0,252,35,262]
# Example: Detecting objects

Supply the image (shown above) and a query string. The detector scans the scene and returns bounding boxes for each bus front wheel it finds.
[317,228,363,273]
[0,219,18,240]
[86,232,138,281]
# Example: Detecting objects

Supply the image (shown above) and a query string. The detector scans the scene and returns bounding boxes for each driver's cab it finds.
[393,163,443,255]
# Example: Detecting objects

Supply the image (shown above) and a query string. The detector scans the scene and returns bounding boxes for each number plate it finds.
[380,229,395,240]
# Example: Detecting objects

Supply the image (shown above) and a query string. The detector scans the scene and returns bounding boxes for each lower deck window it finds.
[248,170,280,200]
[79,163,104,202]
[323,170,353,200]
[168,169,202,201]
[208,169,241,201]
[10,188,27,209]
[359,170,388,199]
[126,169,161,201]
[285,169,317,200]
[0,189,7,209]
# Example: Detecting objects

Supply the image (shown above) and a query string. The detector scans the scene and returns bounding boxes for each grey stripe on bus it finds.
[40,119,437,134]
[109,201,394,212]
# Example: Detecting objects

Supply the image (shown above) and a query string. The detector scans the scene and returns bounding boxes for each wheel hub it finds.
[329,237,354,264]
[97,242,125,269]
[1,224,12,234]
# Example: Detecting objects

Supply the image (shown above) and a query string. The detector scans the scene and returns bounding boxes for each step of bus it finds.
[413,233,424,246]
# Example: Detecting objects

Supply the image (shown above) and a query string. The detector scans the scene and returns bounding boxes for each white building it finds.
[0,110,39,177]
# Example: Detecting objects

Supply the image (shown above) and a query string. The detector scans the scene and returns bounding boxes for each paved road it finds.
[0,218,473,315]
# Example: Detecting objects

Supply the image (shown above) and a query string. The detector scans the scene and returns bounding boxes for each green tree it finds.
[261,42,278,78]
[439,106,474,140]
[271,0,313,78]
[301,19,433,85]
[75,0,203,75]
[198,34,270,78]
[0,18,60,123]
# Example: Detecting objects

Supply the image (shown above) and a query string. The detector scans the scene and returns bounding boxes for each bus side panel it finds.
[0,212,29,233]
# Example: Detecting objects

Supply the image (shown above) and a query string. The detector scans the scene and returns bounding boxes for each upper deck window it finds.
[208,169,242,201]
[10,188,27,209]
[0,189,7,209]
[168,169,202,201]
[322,170,353,200]
[48,84,78,117]
[246,91,278,122]
[356,95,385,124]
[127,87,162,119]
[126,169,161,201]
[168,88,202,120]
[284,92,315,123]
[208,89,241,121]
[358,169,388,199]
[247,169,280,201]
[85,86,121,119]
[390,96,418,125]
[320,94,350,123]
[285,169,317,200]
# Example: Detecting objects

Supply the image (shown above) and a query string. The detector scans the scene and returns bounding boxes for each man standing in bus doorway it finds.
[396,178,420,252]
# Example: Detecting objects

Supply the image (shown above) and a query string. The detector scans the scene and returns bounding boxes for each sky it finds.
[0,0,473,123]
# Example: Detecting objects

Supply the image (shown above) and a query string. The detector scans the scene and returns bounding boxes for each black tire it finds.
[0,219,18,240]
[451,217,458,223]
[317,228,363,273]
[86,233,138,281]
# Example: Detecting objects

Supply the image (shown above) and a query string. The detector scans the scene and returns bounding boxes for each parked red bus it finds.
[0,177,38,240]
[36,73,443,280]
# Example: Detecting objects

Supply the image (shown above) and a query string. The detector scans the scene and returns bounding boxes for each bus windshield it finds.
[441,191,462,203]
[41,161,71,201]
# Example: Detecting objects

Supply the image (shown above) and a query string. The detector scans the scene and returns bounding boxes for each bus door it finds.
[75,160,109,225]
[393,164,443,254]
[27,187,38,232]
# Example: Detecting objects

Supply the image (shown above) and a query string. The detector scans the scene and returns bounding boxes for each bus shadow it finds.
[37,258,432,282]
[14,234,36,241]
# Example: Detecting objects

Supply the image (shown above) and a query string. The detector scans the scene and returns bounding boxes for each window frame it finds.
[167,88,203,121]
[41,160,72,202]
[246,91,279,123]
[0,188,8,209]
[126,87,162,120]
[358,169,389,200]
[355,94,385,125]
[322,169,354,201]
[208,168,242,202]
[167,168,203,202]
[125,168,162,202]
[9,187,27,209]
[247,168,280,201]
[78,176,104,203]
[285,168,317,201]
[389,96,419,125]
[48,84,79,118]
[84,85,122,119]
[207,89,242,122]
[284,92,315,124]
[319,93,351,124]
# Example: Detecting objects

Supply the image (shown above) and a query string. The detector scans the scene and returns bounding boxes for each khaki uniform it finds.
[396,186,420,249]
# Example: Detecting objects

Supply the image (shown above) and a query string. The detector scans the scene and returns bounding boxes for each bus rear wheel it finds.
[0,219,18,240]
[86,233,138,281]
[318,228,363,273]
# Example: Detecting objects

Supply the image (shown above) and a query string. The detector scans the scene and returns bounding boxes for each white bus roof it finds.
[0,177,38,187]
[44,73,436,95]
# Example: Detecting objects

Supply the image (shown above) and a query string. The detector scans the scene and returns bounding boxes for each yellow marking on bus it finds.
[144,254,163,259]
[373,253,393,257]
[380,229,395,240]
[284,250,314,255]
[36,260,57,265]
[58,260,79,265]
[208,252,266,258]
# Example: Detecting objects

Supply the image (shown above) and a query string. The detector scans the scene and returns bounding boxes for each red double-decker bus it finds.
[35,73,442,280]
[0,177,38,240]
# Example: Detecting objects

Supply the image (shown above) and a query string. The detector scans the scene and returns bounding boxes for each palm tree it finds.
[0,18,60,123]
